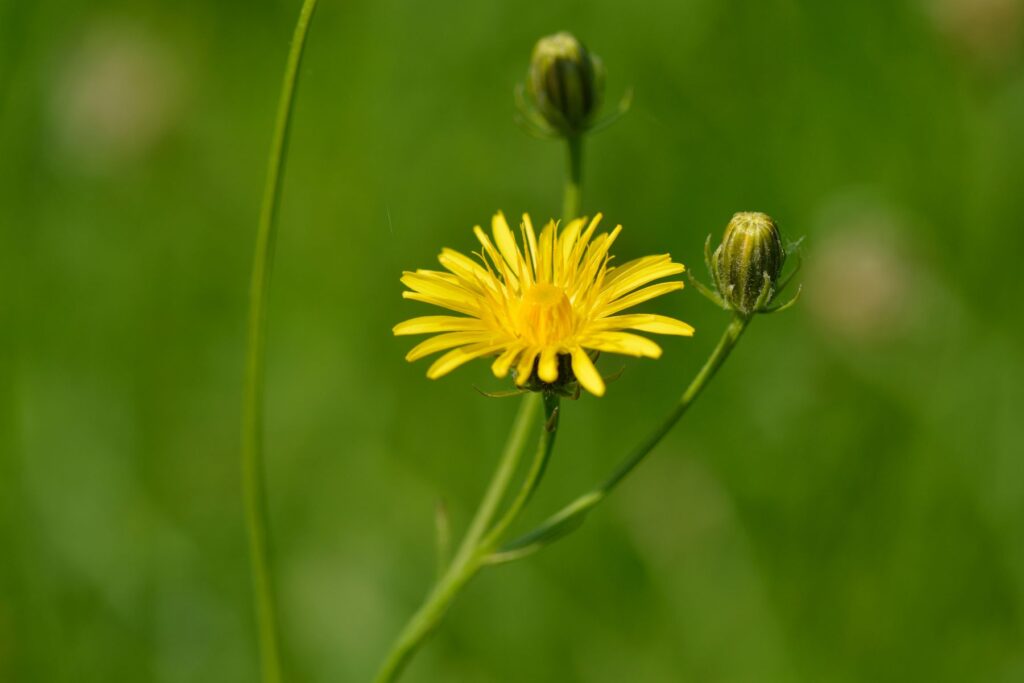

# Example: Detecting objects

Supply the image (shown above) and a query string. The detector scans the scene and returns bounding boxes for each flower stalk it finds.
[241,1,319,681]
[563,134,583,222]
[375,117,592,682]
[375,31,802,682]
[491,313,750,563]
[373,392,560,683]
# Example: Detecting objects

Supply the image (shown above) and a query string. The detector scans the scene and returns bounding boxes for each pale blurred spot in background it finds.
[924,0,1023,71]
[805,194,934,346]
[50,21,184,171]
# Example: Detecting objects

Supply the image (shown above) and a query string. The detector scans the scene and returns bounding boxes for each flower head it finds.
[394,213,694,396]
[527,32,605,136]
[711,211,787,315]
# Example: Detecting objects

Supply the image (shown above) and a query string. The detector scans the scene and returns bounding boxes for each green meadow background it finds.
[3,0,1024,680]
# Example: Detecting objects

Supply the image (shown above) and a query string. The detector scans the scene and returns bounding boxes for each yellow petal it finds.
[402,291,479,316]
[393,315,487,336]
[401,271,477,302]
[521,214,539,275]
[406,332,496,362]
[572,225,622,296]
[571,347,605,397]
[603,255,669,286]
[573,214,603,261]
[491,212,525,275]
[491,346,522,378]
[427,342,505,379]
[538,347,559,383]
[536,219,557,283]
[514,348,538,386]
[589,314,695,337]
[600,281,685,316]
[599,259,685,304]
[557,217,585,269]
[438,248,491,285]
[473,225,520,289]
[581,331,662,358]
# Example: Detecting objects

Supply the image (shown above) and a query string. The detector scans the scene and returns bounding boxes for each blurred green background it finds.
[3,0,1024,680]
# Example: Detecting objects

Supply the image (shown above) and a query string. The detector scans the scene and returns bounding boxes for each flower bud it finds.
[712,212,786,315]
[527,32,605,136]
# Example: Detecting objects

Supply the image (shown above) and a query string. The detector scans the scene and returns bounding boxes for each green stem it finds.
[562,134,583,222]
[479,393,560,550]
[373,394,560,683]
[450,393,541,568]
[374,122,583,683]
[599,314,748,492]
[497,314,750,558]
[240,2,318,682]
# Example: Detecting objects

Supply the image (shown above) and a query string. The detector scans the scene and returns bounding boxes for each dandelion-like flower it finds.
[394,213,694,396]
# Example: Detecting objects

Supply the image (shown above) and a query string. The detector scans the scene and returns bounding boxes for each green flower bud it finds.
[527,32,605,136]
[711,212,786,315]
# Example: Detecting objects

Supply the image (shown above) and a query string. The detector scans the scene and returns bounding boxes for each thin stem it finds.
[562,134,583,222]
[433,500,451,579]
[372,394,559,683]
[449,393,541,568]
[371,552,481,683]
[240,2,319,682]
[499,314,750,557]
[374,122,582,683]
[479,393,560,550]
[600,314,748,492]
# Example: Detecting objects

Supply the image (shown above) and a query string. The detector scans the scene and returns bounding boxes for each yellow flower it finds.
[394,212,694,396]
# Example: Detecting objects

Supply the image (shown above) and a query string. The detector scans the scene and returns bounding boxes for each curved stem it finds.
[450,393,541,567]
[562,134,583,222]
[373,394,559,683]
[479,393,560,550]
[240,2,319,682]
[375,123,582,683]
[599,314,747,492]
[497,314,750,559]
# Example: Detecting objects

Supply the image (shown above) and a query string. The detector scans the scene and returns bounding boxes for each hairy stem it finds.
[240,1,319,681]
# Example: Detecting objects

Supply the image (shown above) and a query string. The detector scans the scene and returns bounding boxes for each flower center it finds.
[516,283,574,346]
